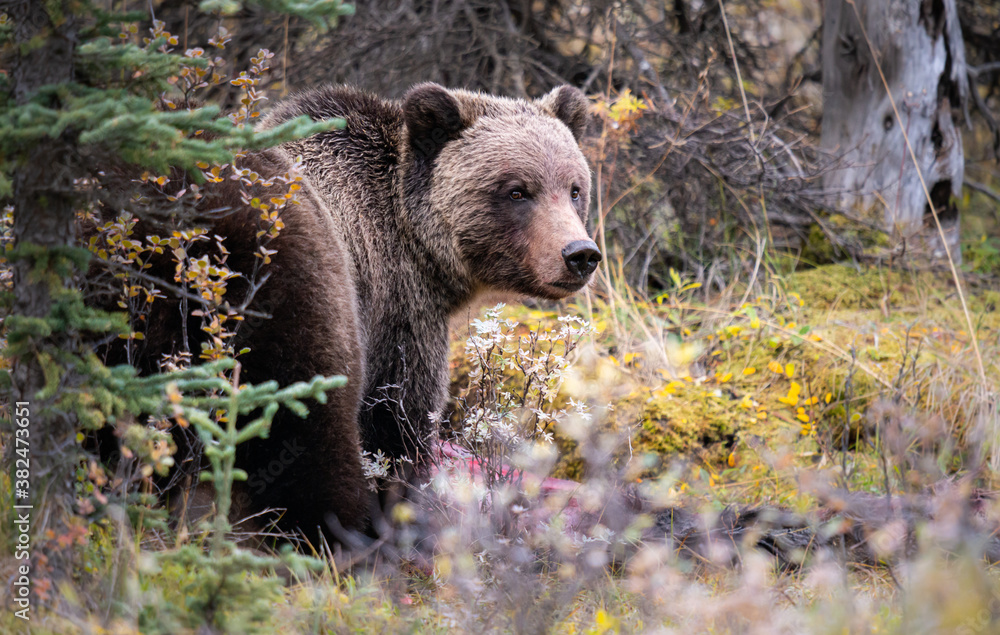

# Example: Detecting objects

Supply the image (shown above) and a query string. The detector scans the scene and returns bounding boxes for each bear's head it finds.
[402,83,599,301]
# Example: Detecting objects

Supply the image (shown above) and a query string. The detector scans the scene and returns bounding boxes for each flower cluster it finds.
[454,304,596,490]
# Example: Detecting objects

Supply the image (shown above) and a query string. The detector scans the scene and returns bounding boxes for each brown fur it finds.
[91,146,368,535]
[100,84,597,541]
[262,83,595,470]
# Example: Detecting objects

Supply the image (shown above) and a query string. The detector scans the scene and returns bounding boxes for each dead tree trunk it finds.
[821,0,969,263]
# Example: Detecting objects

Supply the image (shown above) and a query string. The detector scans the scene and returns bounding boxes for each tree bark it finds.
[821,0,968,262]
[5,0,81,550]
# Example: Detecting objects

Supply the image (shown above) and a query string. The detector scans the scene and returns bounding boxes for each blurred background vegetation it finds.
[3,1,1000,633]
[152,0,1000,287]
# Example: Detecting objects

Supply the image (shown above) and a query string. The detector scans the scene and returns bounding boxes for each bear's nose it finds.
[562,240,602,278]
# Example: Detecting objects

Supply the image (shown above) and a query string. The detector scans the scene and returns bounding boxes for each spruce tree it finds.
[1,0,352,627]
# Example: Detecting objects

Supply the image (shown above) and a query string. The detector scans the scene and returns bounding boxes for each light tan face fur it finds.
[525,183,593,292]
[431,111,594,300]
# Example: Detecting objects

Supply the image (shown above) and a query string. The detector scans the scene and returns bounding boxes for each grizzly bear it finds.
[99,83,600,541]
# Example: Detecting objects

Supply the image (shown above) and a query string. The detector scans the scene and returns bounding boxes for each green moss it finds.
[787,263,952,311]
[632,386,736,465]
[827,213,893,249]
[800,223,838,265]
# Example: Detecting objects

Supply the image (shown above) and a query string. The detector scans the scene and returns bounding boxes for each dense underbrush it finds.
[4,259,1000,634]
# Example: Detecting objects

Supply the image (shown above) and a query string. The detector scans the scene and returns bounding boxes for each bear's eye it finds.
[509,189,525,201]
[570,187,581,201]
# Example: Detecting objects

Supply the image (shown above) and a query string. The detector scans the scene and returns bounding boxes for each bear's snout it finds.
[562,240,601,278]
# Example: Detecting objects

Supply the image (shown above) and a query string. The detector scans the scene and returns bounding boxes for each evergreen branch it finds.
[199,0,355,30]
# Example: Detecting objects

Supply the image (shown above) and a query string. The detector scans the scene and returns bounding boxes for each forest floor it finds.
[292,261,1000,633]
[344,261,1000,634]
[5,261,1000,634]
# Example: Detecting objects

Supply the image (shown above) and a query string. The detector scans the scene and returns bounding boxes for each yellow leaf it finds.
[727,452,736,468]
[596,610,611,629]
[166,382,182,404]
[784,363,795,377]
[743,367,756,376]
[767,361,784,375]
[779,383,801,406]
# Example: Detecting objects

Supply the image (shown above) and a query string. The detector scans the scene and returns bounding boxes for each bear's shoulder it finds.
[262,86,401,160]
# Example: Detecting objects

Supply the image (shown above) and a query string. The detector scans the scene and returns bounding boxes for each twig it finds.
[967,68,1000,156]
[964,179,1000,209]
[282,15,289,97]
[968,61,1000,76]
[717,0,755,145]
[101,259,274,320]
[614,17,672,109]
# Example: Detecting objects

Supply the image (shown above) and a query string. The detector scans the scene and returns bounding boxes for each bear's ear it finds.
[538,85,590,142]
[403,83,465,162]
